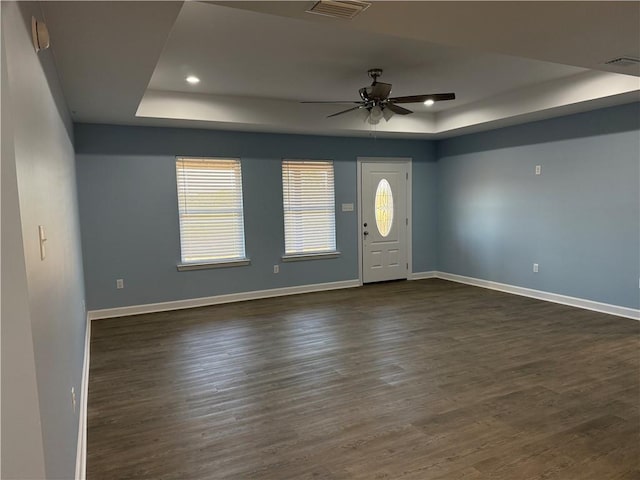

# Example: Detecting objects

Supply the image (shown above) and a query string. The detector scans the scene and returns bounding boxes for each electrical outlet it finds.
[533,263,539,273]
[116,278,124,289]
[535,165,541,175]
[71,387,77,413]
[273,265,279,274]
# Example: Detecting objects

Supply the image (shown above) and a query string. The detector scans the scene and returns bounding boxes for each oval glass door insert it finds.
[374,179,394,237]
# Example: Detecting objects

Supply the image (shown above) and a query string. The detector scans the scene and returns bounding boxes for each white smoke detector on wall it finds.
[31,16,50,52]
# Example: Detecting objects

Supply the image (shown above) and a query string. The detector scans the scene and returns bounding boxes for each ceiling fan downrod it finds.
[367,68,383,84]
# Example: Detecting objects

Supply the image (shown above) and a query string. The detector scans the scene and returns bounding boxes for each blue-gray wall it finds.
[75,125,437,310]
[76,102,640,313]
[437,103,640,309]
[2,2,87,478]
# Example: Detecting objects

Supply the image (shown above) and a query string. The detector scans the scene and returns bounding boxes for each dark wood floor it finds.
[87,279,639,479]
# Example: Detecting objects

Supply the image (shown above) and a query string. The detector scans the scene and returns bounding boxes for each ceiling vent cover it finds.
[306,0,371,19]
[604,57,640,67]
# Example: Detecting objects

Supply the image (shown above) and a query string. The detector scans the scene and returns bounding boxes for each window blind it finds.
[282,160,336,255]
[176,157,246,263]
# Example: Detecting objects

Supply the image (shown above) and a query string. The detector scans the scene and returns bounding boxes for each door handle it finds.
[363,231,369,236]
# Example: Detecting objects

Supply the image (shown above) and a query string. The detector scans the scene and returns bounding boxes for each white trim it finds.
[409,271,437,280]
[281,251,341,262]
[177,258,251,271]
[357,157,413,284]
[356,160,363,285]
[436,271,640,321]
[407,162,413,280]
[75,315,90,480]
[88,279,360,320]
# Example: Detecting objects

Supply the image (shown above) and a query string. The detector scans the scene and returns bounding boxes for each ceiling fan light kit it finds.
[302,68,456,123]
[367,105,384,125]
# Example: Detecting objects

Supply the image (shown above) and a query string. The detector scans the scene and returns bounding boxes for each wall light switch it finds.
[116,279,124,289]
[38,225,47,260]
[341,203,354,212]
[71,387,77,413]
[533,263,539,273]
[535,165,541,175]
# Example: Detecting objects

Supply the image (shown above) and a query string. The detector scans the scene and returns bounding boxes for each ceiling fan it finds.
[302,68,456,124]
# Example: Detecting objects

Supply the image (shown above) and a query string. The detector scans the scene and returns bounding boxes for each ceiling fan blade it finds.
[386,103,413,115]
[301,101,361,104]
[327,106,363,118]
[388,93,456,104]
[369,82,392,100]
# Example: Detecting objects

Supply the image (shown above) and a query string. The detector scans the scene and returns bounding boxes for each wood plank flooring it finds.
[87,279,640,479]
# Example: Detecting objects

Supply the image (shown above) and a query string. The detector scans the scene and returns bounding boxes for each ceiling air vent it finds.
[306,0,371,19]
[604,57,640,67]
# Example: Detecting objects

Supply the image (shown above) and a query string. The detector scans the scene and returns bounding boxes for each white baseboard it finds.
[409,271,437,280]
[87,274,638,322]
[75,315,90,480]
[88,279,361,320]
[436,271,640,321]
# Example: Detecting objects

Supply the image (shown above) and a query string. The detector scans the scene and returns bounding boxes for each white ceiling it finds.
[42,1,640,138]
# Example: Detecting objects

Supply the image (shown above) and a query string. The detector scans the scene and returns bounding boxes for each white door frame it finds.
[357,157,412,285]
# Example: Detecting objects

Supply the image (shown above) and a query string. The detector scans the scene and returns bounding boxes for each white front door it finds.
[360,160,409,283]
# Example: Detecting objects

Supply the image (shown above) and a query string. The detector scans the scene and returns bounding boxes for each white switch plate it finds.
[341,203,354,212]
[38,225,47,260]
[116,279,124,289]
[535,165,541,175]
[533,263,539,273]
[273,265,279,274]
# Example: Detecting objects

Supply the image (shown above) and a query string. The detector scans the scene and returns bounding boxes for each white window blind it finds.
[176,157,246,264]
[282,160,336,255]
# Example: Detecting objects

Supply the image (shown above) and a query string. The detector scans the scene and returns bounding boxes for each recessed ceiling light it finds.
[186,76,200,85]
[424,99,435,106]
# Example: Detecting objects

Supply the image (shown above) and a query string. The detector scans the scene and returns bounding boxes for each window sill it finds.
[281,252,341,262]
[177,259,251,271]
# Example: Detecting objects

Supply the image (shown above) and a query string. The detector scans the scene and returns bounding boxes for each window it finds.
[282,160,337,257]
[176,157,247,268]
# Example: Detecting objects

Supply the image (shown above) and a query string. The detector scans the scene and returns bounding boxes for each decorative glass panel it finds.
[374,179,394,237]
